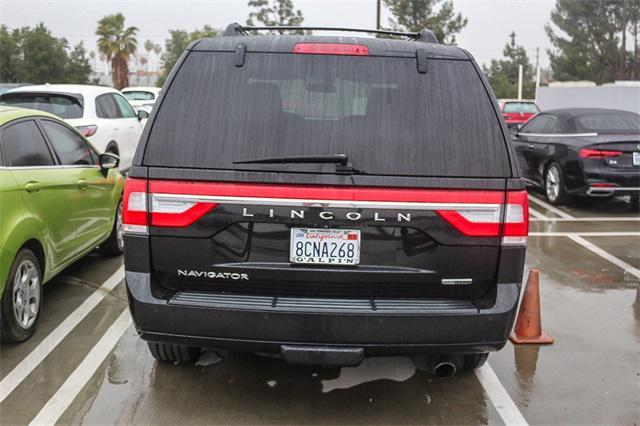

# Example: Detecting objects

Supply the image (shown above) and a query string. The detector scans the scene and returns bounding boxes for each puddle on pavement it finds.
[321,357,416,393]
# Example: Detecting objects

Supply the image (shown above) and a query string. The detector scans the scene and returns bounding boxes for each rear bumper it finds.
[125,271,521,355]
[586,186,640,197]
[579,165,640,197]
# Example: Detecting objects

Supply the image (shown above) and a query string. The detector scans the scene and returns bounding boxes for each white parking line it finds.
[475,363,528,425]
[528,208,548,220]
[530,232,640,237]
[0,266,124,403]
[527,196,575,219]
[568,235,640,280]
[28,309,132,426]
[531,217,640,222]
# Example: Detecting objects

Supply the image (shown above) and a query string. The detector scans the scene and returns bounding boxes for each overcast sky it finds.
[1,0,556,71]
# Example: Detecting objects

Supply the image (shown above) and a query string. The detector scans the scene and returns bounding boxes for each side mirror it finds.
[99,152,119,175]
[137,109,149,121]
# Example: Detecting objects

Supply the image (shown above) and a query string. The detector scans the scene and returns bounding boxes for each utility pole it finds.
[376,0,381,30]
[517,64,523,100]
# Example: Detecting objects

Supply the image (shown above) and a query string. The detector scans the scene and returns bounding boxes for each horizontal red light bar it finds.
[148,180,505,204]
[591,183,615,188]
[293,43,369,56]
[579,148,622,159]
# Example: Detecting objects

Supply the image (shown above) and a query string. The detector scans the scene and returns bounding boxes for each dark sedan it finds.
[512,108,640,207]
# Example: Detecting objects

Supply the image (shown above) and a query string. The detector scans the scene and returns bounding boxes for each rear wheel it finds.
[630,195,639,212]
[147,342,201,363]
[461,353,489,371]
[544,163,567,205]
[1,249,42,342]
[99,200,124,257]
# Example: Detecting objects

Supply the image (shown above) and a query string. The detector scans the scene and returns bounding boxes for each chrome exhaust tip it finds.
[433,361,457,378]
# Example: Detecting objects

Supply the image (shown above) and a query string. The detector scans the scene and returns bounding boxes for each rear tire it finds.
[99,200,123,257]
[1,249,43,342]
[147,342,200,363]
[630,195,639,212]
[544,162,568,205]
[461,353,489,371]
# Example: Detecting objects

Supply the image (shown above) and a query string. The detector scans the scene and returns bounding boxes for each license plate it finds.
[634,152,640,166]
[290,228,360,266]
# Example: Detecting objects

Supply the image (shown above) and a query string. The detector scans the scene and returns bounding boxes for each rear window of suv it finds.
[143,52,510,177]
[0,93,83,119]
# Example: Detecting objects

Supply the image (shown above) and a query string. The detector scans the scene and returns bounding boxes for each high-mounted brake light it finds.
[293,43,369,56]
[579,148,622,159]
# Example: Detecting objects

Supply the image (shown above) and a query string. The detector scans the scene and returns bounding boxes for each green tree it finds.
[65,42,92,84]
[383,0,467,44]
[157,25,219,87]
[546,0,638,83]
[246,0,306,34]
[0,26,21,82]
[96,13,138,89]
[0,24,93,84]
[16,23,68,83]
[483,32,536,99]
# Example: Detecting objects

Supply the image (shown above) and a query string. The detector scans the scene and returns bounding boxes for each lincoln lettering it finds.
[242,208,411,222]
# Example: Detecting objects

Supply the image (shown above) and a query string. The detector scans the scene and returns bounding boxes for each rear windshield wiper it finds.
[233,154,365,174]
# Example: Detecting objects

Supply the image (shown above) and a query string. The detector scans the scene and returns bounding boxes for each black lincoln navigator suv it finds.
[123,23,528,375]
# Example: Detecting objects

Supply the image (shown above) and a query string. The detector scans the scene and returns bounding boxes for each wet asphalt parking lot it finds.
[1,193,638,425]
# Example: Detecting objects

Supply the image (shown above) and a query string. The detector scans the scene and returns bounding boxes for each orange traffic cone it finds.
[510,269,554,344]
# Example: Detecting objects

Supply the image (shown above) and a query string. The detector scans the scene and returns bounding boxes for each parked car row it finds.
[0,85,151,171]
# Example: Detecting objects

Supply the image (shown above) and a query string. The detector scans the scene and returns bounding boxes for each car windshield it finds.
[573,111,640,134]
[0,92,83,119]
[503,102,538,114]
[144,52,510,178]
[123,91,155,101]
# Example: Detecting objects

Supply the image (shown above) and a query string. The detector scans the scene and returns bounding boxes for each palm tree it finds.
[95,13,138,89]
[144,40,154,74]
[153,44,162,73]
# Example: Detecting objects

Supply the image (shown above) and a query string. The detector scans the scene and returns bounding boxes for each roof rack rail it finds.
[222,23,438,43]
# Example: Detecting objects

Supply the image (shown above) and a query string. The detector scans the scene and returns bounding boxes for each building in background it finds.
[536,81,640,115]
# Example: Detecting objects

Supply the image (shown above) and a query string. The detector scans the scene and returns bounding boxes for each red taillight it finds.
[123,179,218,231]
[293,43,369,56]
[591,183,615,188]
[436,190,528,245]
[76,125,97,137]
[579,148,622,159]
[123,178,148,235]
[503,190,529,240]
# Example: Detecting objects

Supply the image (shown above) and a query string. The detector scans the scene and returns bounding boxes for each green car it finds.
[0,106,125,342]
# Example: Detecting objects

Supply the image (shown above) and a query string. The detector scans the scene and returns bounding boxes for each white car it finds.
[121,86,161,113]
[0,84,148,170]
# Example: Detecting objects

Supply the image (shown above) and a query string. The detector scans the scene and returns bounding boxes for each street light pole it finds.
[376,0,381,30]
